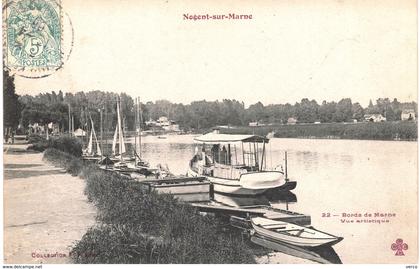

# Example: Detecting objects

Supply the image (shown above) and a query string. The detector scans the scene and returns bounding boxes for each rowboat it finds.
[251,217,343,248]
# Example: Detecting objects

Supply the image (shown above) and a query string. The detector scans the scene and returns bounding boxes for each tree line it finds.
[4,71,417,133]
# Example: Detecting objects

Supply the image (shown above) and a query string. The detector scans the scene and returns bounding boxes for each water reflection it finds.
[264,189,297,204]
[213,192,270,207]
[253,235,342,264]
[116,135,417,264]
[310,245,342,264]
[213,189,297,208]
[293,151,320,172]
[213,190,342,264]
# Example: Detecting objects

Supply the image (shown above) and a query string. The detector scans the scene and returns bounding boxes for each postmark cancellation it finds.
[3,0,62,74]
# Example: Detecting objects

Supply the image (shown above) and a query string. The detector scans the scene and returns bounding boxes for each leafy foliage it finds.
[3,70,23,129]
[50,136,83,157]
[29,136,82,157]
[19,90,418,133]
[43,148,83,176]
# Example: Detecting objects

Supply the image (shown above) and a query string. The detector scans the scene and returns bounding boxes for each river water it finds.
[124,134,417,264]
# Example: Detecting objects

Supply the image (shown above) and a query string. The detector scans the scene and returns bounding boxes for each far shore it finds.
[218,121,417,142]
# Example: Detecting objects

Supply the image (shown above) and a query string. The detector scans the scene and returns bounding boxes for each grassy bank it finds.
[28,134,82,156]
[221,121,417,141]
[43,148,258,264]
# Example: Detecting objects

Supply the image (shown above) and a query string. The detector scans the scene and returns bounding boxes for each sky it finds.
[13,0,417,107]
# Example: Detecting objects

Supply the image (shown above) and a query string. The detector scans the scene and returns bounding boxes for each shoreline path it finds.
[3,140,96,264]
[3,138,313,264]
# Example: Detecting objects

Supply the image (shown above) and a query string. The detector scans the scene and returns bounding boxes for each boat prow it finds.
[240,171,285,190]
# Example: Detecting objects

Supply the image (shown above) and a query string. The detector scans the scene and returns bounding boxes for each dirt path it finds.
[3,142,96,264]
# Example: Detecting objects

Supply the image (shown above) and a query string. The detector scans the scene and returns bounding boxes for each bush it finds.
[50,136,83,157]
[43,148,258,264]
[43,148,83,176]
[72,222,254,264]
[29,135,82,157]
[75,167,256,263]
[27,139,51,152]
[27,134,45,144]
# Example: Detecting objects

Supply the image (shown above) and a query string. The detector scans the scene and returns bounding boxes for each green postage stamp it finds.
[4,0,62,72]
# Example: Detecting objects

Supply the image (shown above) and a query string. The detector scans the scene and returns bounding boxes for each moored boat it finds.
[187,131,296,196]
[100,97,169,179]
[82,116,102,162]
[251,217,343,248]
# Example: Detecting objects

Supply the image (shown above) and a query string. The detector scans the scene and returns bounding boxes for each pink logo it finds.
[391,239,408,256]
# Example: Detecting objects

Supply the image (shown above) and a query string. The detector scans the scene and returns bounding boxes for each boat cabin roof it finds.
[194,133,269,143]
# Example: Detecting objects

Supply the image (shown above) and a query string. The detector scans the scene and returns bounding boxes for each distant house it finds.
[157,116,170,127]
[287,117,297,125]
[364,114,386,122]
[401,109,416,121]
[73,128,86,137]
[146,116,180,132]
[145,118,158,127]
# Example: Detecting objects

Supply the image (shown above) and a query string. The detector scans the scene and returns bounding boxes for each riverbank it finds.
[43,148,259,263]
[220,121,417,141]
[3,143,96,264]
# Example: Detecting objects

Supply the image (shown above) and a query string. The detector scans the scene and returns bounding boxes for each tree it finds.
[246,102,266,123]
[295,98,319,123]
[334,98,352,122]
[366,99,379,114]
[352,102,364,121]
[3,70,22,132]
[319,101,336,123]
[391,98,402,120]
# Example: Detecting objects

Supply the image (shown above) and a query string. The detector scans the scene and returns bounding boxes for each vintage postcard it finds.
[2,0,418,267]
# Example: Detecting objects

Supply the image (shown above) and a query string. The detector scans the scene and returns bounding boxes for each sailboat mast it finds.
[68,104,71,136]
[118,97,123,161]
[100,107,103,157]
[134,98,138,163]
[105,103,108,157]
[71,115,74,135]
[285,151,288,181]
[138,97,143,160]
[85,107,89,145]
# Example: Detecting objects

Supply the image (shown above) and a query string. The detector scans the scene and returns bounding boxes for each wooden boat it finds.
[140,177,210,202]
[187,131,296,196]
[251,217,343,248]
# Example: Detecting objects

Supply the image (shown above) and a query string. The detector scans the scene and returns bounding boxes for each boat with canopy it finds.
[187,131,296,195]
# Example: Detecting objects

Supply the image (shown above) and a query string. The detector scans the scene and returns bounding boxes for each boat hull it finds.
[251,218,343,248]
[188,168,274,196]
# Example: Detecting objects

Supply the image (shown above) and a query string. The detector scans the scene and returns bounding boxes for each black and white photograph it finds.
[2,0,418,266]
